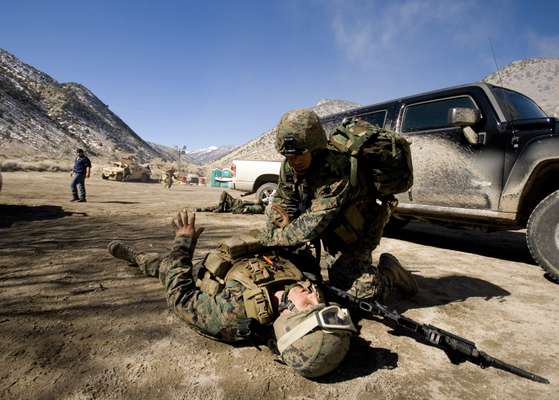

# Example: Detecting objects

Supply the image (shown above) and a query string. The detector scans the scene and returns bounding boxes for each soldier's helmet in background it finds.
[273,304,354,378]
[275,109,327,156]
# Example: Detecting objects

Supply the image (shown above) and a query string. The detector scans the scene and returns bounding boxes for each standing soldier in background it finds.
[261,109,417,302]
[70,148,91,202]
[163,167,176,190]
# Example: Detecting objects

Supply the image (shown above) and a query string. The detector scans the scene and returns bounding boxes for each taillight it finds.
[231,163,236,176]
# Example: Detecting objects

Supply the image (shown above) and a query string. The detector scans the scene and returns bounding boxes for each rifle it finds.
[322,284,550,384]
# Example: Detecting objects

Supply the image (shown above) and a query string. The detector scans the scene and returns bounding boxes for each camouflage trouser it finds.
[327,202,392,300]
[198,191,264,214]
[128,243,247,342]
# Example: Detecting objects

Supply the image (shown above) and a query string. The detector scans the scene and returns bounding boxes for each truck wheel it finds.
[256,182,277,206]
[101,174,108,180]
[526,189,559,282]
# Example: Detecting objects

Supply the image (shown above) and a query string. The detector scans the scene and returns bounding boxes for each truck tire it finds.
[256,182,277,206]
[526,189,559,282]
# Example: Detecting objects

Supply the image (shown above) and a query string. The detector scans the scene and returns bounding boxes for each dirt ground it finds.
[0,172,557,400]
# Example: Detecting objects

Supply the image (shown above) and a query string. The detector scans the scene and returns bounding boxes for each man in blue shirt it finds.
[71,149,91,202]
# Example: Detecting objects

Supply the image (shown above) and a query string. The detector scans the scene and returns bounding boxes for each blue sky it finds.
[2,0,558,149]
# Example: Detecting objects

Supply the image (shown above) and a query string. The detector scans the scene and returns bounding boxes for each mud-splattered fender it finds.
[500,135,559,212]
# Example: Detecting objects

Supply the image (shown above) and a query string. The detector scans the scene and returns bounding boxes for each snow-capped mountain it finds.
[184,145,239,165]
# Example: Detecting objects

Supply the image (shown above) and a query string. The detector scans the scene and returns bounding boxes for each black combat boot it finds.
[108,240,138,265]
[378,253,418,298]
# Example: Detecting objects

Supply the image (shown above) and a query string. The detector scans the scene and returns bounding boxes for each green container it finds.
[210,169,222,187]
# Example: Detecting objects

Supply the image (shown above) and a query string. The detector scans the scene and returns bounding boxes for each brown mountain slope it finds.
[208,99,360,169]
[484,58,559,118]
[0,48,165,161]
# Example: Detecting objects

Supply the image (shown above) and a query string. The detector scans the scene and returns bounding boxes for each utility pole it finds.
[176,145,186,175]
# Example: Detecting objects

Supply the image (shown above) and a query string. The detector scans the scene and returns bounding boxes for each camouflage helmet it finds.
[273,304,354,378]
[275,109,327,155]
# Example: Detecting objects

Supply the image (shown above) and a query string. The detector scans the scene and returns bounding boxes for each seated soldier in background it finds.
[195,191,265,214]
[108,209,355,378]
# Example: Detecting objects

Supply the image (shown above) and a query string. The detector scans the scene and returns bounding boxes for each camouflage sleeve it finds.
[263,161,301,240]
[262,177,350,247]
[271,160,300,218]
[159,235,247,342]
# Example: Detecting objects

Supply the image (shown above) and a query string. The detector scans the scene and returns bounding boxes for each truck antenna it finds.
[489,38,513,121]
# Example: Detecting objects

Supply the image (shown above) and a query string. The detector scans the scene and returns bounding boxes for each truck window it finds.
[357,110,387,128]
[402,96,478,132]
[491,87,547,120]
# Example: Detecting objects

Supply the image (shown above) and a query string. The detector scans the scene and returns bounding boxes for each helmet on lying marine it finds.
[273,302,355,378]
[275,109,327,156]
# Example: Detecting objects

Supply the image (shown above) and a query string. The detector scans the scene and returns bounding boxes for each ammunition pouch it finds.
[196,234,262,296]
[195,234,303,325]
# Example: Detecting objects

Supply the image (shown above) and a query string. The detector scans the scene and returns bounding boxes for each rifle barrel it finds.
[481,353,550,384]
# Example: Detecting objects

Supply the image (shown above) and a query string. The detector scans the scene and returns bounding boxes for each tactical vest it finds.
[196,234,303,325]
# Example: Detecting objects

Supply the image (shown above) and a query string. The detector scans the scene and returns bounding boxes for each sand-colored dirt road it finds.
[0,172,557,399]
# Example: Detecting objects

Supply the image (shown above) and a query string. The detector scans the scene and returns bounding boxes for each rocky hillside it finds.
[208,99,360,169]
[0,48,165,161]
[484,58,559,118]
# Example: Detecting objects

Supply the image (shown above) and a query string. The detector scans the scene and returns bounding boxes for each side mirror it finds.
[448,107,481,127]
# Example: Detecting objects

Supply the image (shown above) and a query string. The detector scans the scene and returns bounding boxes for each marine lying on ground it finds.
[195,191,265,214]
[101,156,151,182]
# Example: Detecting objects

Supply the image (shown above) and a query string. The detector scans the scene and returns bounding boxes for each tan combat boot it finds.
[378,253,418,298]
[108,240,138,265]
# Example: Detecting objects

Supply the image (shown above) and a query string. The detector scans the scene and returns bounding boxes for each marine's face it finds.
[286,152,312,175]
[286,284,322,312]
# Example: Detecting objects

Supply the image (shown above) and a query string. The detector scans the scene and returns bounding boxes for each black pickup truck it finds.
[322,82,559,282]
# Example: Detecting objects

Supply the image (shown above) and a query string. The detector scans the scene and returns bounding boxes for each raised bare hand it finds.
[172,208,205,239]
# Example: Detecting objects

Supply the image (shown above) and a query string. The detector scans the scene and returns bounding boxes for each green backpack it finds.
[329,118,413,196]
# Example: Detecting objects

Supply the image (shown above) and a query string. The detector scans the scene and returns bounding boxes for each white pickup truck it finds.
[231,160,281,205]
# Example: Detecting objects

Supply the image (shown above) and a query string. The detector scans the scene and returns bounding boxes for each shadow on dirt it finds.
[316,336,398,383]
[0,204,87,228]
[385,222,536,265]
[389,274,511,313]
[95,201,141,204]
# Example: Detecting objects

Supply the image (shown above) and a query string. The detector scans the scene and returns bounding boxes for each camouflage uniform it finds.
[163,169,176,190]
[262,149,395,299]
[130,236,247,341]
[128,235,314,342]
[196,191,265,214]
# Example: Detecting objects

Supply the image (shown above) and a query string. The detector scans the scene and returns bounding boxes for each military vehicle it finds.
[101,157,151,182]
